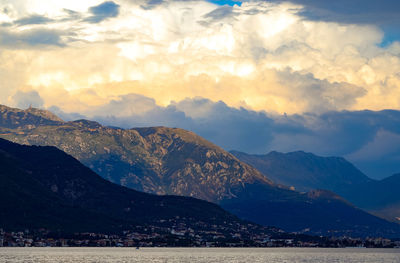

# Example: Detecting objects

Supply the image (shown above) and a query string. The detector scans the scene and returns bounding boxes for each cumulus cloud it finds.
[85,1,120,23]
[266,0,400,46]
[0,0,399,114]
[267,0,400,25]
[10,89,44,109]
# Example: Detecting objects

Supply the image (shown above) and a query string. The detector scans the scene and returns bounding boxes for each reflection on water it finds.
[0,247,400,263]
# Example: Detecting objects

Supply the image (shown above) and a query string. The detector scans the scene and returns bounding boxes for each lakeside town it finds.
[1,228,400,248]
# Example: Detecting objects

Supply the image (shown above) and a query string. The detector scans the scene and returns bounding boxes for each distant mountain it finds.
[340,173,400,223]
[1,105,400,237]
[231,150,400,223]
[230,150,372,192]
[0,138,260,236]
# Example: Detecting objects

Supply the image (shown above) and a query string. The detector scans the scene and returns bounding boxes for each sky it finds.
[0,0,400,178]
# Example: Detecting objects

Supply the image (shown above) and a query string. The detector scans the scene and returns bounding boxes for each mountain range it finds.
[231,150,400,223]
[0,137,275,242]
[1,105,400,237]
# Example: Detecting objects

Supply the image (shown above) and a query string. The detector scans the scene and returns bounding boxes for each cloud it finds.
[0,28,66,47]
[275,70,366,113]
[14,14,54,26]
[172,98,275,152]
[264,0,400,45]
[266,0,400,26]
[0,0,399,115]
[203,5,235,20]
[10,89,44,109]
[85,1,120,23]
[66,93,192,128]
[346,129,400,178]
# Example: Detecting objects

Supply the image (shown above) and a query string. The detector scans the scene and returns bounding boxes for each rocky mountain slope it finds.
[231,150,400,223]
[1,105,276,203]
[0,137,269,239]
[1,105,400,237]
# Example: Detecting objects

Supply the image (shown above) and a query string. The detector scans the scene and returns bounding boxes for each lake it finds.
[1,247,400,262]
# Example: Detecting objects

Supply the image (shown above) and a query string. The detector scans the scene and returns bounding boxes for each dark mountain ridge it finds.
[1,105,400,237]
[0,137,257,236]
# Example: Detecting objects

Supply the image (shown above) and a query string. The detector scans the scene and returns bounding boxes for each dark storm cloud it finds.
[266,0,400,26]
[85,1,121,23]
[172,98,276,153]
[268,110,400,178]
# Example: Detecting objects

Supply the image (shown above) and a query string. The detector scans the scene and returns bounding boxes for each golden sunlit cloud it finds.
[0,0,399,116]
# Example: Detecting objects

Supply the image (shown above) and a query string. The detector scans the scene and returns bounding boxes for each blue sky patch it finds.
[207,0,242,7]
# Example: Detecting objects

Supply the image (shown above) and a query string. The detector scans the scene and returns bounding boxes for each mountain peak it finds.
[134,126,223,152]
[24,107,64,122]
[0,104,64,129]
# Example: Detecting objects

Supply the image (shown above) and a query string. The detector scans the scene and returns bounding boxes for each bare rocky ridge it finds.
[0,105,63,129]
[132,127,275,201]
[0,108,275,203]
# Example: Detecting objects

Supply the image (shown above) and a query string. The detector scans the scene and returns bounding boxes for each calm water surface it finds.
[0,247,400,263]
